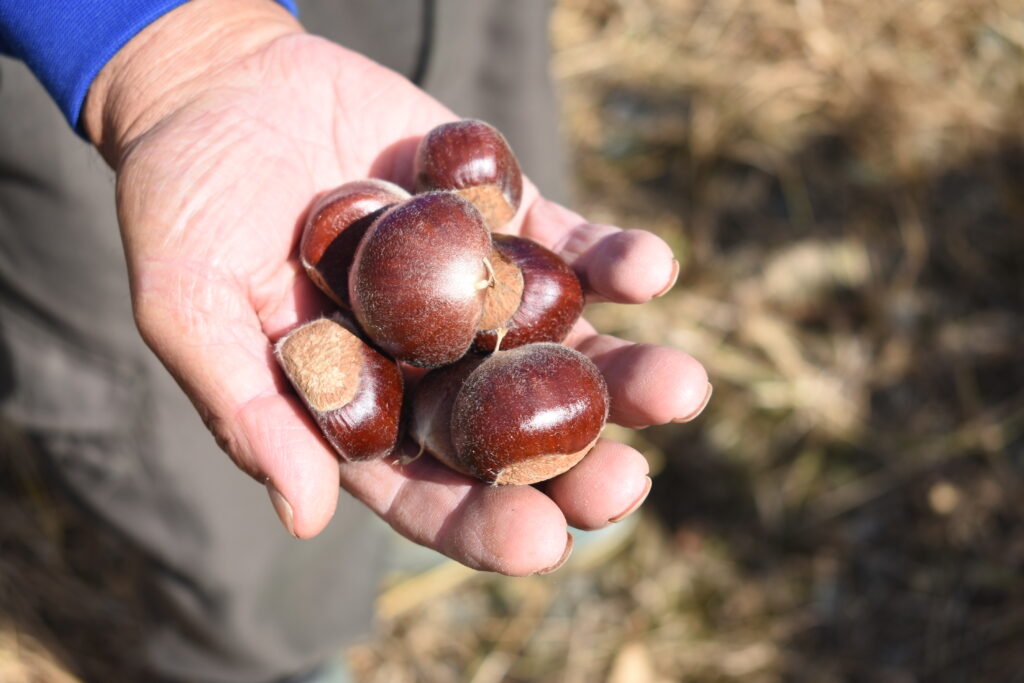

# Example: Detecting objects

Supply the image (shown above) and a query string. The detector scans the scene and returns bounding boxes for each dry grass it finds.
[4,0,1024,681]
[352,1,1024,681]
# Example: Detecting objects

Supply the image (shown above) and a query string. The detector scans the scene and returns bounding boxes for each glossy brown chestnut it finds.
[300,179,410,308]
[349,191,492,368]
[449,343,609,485]
[413,119,524,230]
[474,234,584,352]
[410,352,487,477]
[275,315,404,461]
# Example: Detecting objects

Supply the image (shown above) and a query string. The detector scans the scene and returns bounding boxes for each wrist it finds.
[82,0,303,165]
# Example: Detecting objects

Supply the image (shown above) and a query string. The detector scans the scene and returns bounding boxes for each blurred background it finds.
[3,0,1023,680]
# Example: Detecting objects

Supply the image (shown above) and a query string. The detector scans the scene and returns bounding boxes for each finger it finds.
[567,319,712,429]
[515,197,679,303]
[133,268,342,538]
[339,447,573,576]
[540,438,651,531]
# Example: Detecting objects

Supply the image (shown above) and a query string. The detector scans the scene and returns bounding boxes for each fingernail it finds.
[536,532,574,575]
[654,259,680,298]
[672,382,713,423]
[610,476,652,523]
[266,481,296,537]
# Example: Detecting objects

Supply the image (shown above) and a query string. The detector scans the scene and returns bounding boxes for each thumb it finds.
[133,265,342,538]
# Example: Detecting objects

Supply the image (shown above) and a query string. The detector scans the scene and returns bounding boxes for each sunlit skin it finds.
[82,0,710,576]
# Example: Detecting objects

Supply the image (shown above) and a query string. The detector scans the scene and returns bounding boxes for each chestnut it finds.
[300,179,410,308]
[409,352,487,477]
[413,119,524,230]
[475,234,584,352]
[275,315,404,461]
[349,192,492,368]
[414,342,609,486]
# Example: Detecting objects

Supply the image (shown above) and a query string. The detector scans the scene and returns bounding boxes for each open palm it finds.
[111,33,708,575]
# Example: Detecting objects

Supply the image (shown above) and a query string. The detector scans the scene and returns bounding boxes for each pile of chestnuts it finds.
[275,120,609,486]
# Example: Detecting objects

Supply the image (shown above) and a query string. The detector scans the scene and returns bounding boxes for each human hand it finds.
[84,0,710,575]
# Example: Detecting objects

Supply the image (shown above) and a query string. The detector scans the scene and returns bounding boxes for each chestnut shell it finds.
[349,192,492,368]
[474,234,584,352]
[413,119,524,229]
[410,352,487,476]
[300,179,409,308]
[275,316,404,461]
[451,343,609,485]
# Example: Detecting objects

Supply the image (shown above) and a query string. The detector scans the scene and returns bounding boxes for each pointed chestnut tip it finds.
[473,235,584,353]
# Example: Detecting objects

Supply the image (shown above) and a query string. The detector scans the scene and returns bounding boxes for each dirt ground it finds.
[3,0,1024,681]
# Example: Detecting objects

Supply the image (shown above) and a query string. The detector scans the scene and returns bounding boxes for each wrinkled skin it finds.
[92,2,709,576]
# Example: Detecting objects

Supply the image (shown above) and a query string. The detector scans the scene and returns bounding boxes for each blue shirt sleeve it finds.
[0,0,299,135]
